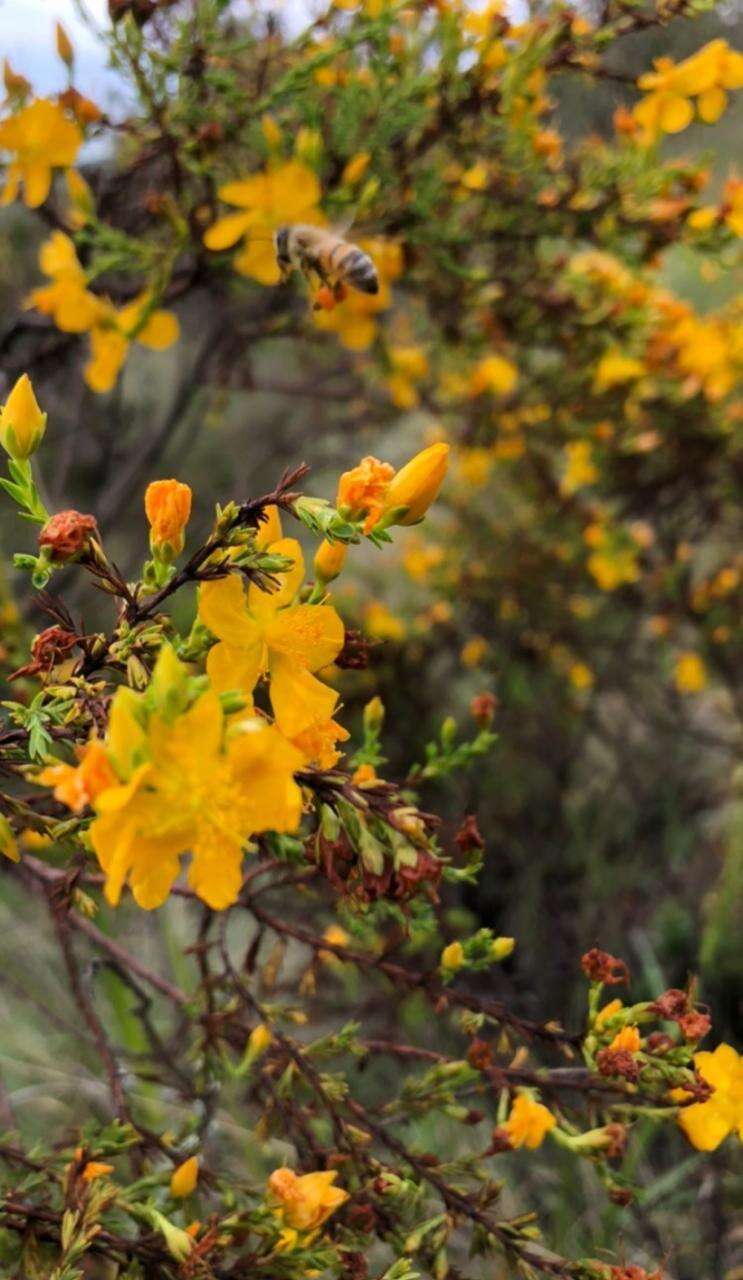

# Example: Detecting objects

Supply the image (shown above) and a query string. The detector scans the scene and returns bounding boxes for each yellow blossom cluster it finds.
[634,39,743,141]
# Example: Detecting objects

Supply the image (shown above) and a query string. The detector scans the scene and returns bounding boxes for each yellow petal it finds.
[677,1100,731,1151]
[148,691,223,775]
[227,719,304,830]
[248,537,305,619]
[39,230,82,280]
[269,161,322,220]
[199,575,263,646]
[137,309,180,350]
[188,835,244,909]
[697,86,727,123]
[206,640,263,698]
[107,688,148,777]
[658,93,694,134]
[255,504,282,549]
[23,161,52,209]
[218,175,270,208]
[203,210,255,251]
[265,603,345,672]
[268,655,339,736]
[85,326,128,394]
[233,235,281,285]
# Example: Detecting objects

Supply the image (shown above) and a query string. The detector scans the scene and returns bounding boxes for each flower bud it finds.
[144,479,192,560]
[39,510,98,562]
[342,152,371,185]
[440,941,465,971]
[491,936,515,962]
[314,538,347,585]
[247,1022,272,1060]
[170,1155,199,1198]
[56,21,74,66]
[0,374,47,460]
[363,695,385,733]
[383,443,450,526]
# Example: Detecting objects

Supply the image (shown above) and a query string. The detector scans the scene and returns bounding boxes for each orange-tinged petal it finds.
[248,537,305,619]
[268,654,339,736]
[199,575,264,646]
[206,640,263,698]
[203,210,255,251]
[265,603,344,672]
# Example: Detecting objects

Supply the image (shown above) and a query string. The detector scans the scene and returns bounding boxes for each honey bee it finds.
[274,225,379,302]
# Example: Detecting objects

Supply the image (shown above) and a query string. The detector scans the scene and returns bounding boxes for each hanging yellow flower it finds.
[0,98,82,207]
[204,161,324,284]
[199,541,344,738]
[675,1043,743,1151]
[504,1094,556,1149]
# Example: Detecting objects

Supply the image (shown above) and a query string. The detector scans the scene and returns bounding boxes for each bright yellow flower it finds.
[0,373,47,460]
[568,661,594,691]
[171,1157,199,1198]
[593,350,644,393]
[595,998,623,1028]
[199,545,344,738]
[723,178,743,237]
[674,652,706,694]
[440,940,465,970]
[145,479,192,558]
[268,1168,348,1232]
[0,98,82,208]
[676,1043,743,1151]
[561,441,598,495]
[468,353,518,397]
[38,740,118,815]
[383,442,450,525]
[26,232,102,332]
[204,161,323,285]
[634,40,743,142]
[85,648,304,909]
[504,1094,556,1149]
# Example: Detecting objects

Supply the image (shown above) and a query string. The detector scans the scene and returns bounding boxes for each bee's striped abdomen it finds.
[338,245,379,295]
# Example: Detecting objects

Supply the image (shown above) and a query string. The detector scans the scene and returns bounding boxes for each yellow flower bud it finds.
[56,21,74,67]
[491,936,515,962]
[248,1023,273,1059]
[0,814,19,863]
[363,695,385,733]
[0,374,47,460]
[261,114,282,150]
[440,941,465,971]
[383,443,450,525]
[313,538,347,584]
[170,1155,199,1198]
[341,152,371,185]
[144,479,192,560]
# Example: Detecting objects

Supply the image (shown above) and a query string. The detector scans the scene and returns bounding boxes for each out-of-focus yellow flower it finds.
[0,373,47,460]
[383,442,450,525]
[457,446,493,488]
[268,1167,348,1232]
[0,814,19,864]
[468,353,518,397]
[81,1161,114,1181]
[675,1043,743,1151]
[561,441,598,495]
[585,523,640,592]
[440,940,465,971]
[593,350,644,393]
[145,479,192,559]
[204,162,323,284]
[723,177,743,236]
[171,1157,199,1198]
[504,1094,556,1149]
[0,98,82,207]
[3,60,31,100]
[199,544,344,738]
[65,169,95,229]
[314,238,402,350]
[491,936,515,961]
[403,538,444,583]
[313,538,347,585]
[26,231,102,332]
[38,740,118,815]
[337,456,395,533]
[75,647,304,910]
[341,152,371,185]
[568,662,594,691]
[634,40,743,142]
[386,345,429,408]
[364,600,406,642]
[461,636,488,668]
[674,651,706,694]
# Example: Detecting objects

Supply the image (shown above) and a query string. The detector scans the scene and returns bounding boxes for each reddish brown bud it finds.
[466,1038,493,1072]
[604,1123,628,1160]
[677,1010,711,1042]
[335,628,373,670]
[488,1126,514,1154]
[197,121,224,146]
[581,948,629,986]
[608,1186,634,1207]
[346,1205,376,1234]
[470,692,498,726]
[39,510,98,562]
[10,625,79,681]
[596,1047,641,1083]
[455,814,485,855]
[650,988,688,1019]
[464,1108,485,1125]
[646,1032,675,1054]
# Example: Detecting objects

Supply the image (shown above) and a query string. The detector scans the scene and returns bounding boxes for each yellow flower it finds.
[145,479,192,559]
[440,940,465,971]
[723,177,743,237]
[568,661,594,691]
[461,636,488,668]
[468,353,518,397]
[268,1167,348,1232]
[0,98,82,207]
[291,717,349,769]
[610,1025,641,1053]
[204,161,323,284]
[634,40,743,142]
[561,441,598,495]
[86,648,304,909]
[82,1161,114,1181]
[171,1157,199,1198]
[677,1043,743,1151]
[337,456,395,532]
[313,538,347,585]
[0,373,47,460]
[593,349,644,393]
[674,652,707,694]
[38,740,118,815]
[363,600,406,641]
[341,152,371,185]
[504,1094,556,1149]
[383,443,450,525]
[26,232,102,333]
[199,546,344,738]
[386,345,429,409]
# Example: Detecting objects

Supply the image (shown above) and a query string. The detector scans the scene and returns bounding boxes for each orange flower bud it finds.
[383,443,449,525]
[337,456,395,533]
[145,479,192,559]
[171,1155,199,1198]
